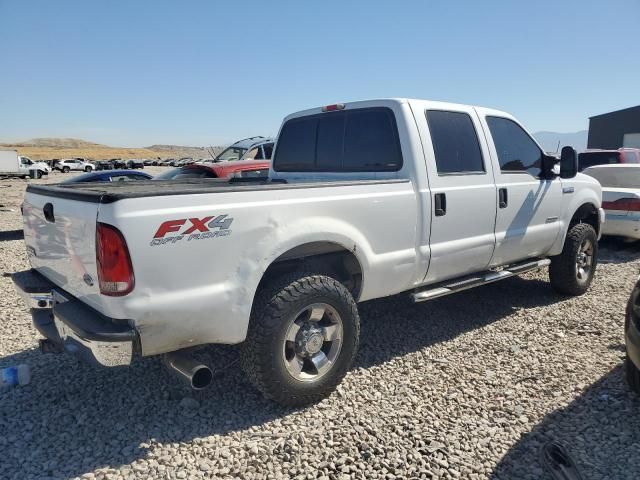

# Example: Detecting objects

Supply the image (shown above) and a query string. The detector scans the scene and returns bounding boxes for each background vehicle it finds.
[12,98,602,407]
[212,136,274,162]
[578,148,640,172]
[154,159,270,180]
[110,158,127,169]
[0,150,50,178]
[143,159,158,166]
[94,161,114,171]
[55,158,94,173]
[625,278,640,395]
[61,170,152,184]
[583,164,640,239]
[126,159,145,169]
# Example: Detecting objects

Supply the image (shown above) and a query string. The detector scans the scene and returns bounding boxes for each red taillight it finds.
[321,103,345,112]
[96,222,134,296]
[602,198,640,212]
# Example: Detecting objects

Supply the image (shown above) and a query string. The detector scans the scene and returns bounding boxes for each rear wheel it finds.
[84,166,92,172]
[241,272,360,406]
[35,170,42,179]
[549,223,597,296]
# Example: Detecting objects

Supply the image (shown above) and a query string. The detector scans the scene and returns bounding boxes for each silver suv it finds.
[55,158,95,173]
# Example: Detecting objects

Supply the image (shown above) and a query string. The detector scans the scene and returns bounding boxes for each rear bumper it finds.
[12,269,137,367]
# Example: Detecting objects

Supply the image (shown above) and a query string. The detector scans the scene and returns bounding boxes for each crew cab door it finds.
[477,111,562,265]
[415,105,498,283]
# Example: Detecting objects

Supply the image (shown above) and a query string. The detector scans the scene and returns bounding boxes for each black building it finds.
[587,105,640,149]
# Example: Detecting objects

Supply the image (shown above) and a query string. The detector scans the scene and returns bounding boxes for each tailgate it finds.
[22,191,101,305]
[602,188,640,215]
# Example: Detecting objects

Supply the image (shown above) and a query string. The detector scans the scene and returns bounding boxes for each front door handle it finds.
[499,188,508,208]
[434,193,446,216]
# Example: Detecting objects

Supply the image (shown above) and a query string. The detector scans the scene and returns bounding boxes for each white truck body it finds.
[13,98,604,404]
[0,150,50,177]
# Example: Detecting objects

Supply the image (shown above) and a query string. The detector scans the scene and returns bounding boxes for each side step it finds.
[411,258,551,303]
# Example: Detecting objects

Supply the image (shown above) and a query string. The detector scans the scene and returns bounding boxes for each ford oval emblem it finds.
[83,273,94,286]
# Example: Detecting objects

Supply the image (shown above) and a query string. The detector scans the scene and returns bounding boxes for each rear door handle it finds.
[498,188,508,208]
[434,193,446,216]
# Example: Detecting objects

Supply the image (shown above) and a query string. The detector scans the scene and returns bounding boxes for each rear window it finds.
[273,107,402,172]
[578,151,621,171]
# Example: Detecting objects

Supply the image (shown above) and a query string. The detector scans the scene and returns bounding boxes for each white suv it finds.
[55,158,94,173]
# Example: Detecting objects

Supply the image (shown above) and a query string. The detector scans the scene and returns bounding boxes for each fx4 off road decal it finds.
[150,215,233,246]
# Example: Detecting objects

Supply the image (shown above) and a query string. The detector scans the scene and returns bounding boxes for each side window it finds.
[486,116,543,177]
[245,147,259,160]
[426,110,484,174]
[262,143,274,159]
[273,107,402,172]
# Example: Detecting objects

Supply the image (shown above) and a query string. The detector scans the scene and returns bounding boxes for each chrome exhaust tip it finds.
[164,351,213,390]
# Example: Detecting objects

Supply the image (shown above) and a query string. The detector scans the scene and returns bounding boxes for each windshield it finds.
[154,167,217,180]
[214,146,247,162]
[578,151,620,171]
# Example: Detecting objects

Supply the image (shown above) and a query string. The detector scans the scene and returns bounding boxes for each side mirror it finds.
[560,146,578,179]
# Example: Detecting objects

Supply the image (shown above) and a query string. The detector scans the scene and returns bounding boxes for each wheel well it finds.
[570,203,600,235]
[259,242,363,300]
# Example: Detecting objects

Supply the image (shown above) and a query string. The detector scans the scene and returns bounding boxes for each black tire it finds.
[626,355,640,394]
[62,166,70,173]
[241,272,360,407]
[35,170,42,179]
[84,166,91,172]
[549,223,598,296]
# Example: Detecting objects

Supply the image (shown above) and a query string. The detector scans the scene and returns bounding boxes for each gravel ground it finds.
[2,171,640,479]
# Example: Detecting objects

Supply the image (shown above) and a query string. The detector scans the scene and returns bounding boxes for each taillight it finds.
[603,198,640,212]
[96,222,135,296]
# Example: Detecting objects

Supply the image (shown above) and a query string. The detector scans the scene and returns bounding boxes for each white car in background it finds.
[583,164,640,239]
[55,158,95,173]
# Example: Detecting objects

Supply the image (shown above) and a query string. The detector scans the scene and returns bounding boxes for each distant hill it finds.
[0,138,221,161]
[8,137,106,148]
[533,131,588,153]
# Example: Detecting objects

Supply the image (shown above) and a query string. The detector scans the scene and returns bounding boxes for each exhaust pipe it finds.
[164,351,213,390]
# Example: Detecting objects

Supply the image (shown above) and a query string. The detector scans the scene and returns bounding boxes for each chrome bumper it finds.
[11,269,136,367]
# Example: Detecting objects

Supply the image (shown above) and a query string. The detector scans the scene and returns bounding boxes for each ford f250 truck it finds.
[12,99,604,406]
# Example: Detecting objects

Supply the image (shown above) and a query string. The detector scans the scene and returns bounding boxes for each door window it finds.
[486,116,543,177]
[426,110,485,174]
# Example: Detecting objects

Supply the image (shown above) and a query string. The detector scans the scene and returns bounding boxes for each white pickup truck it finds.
[13,99,603,406]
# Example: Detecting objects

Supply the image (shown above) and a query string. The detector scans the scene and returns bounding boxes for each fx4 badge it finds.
[150,215,233,246]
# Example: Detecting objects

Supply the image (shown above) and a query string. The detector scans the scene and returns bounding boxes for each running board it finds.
[411,258,551,303]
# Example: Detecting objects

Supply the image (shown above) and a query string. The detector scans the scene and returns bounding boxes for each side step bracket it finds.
[411,258,551,303]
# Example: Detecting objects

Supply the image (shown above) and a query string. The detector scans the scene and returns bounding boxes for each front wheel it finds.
[62,166,70,173]
[549,223,598,296]
[84,166,92,172]
[241,273,360,407]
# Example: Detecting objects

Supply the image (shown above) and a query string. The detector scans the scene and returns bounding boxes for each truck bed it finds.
[26,178,407,203]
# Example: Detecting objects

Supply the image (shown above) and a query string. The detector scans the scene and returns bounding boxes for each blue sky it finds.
[1,0,639,147]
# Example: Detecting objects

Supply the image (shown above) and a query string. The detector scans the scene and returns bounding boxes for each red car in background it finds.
[154,159,270,181]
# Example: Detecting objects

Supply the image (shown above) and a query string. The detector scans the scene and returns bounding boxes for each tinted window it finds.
[273,107,402,172]
[426,110,484,174]
[577,151,621,171]
[487,117,542,176]
[262,143,274,159]
[274,116,317,170]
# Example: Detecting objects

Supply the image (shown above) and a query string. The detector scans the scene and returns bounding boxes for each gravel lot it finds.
[2,170,640,479]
